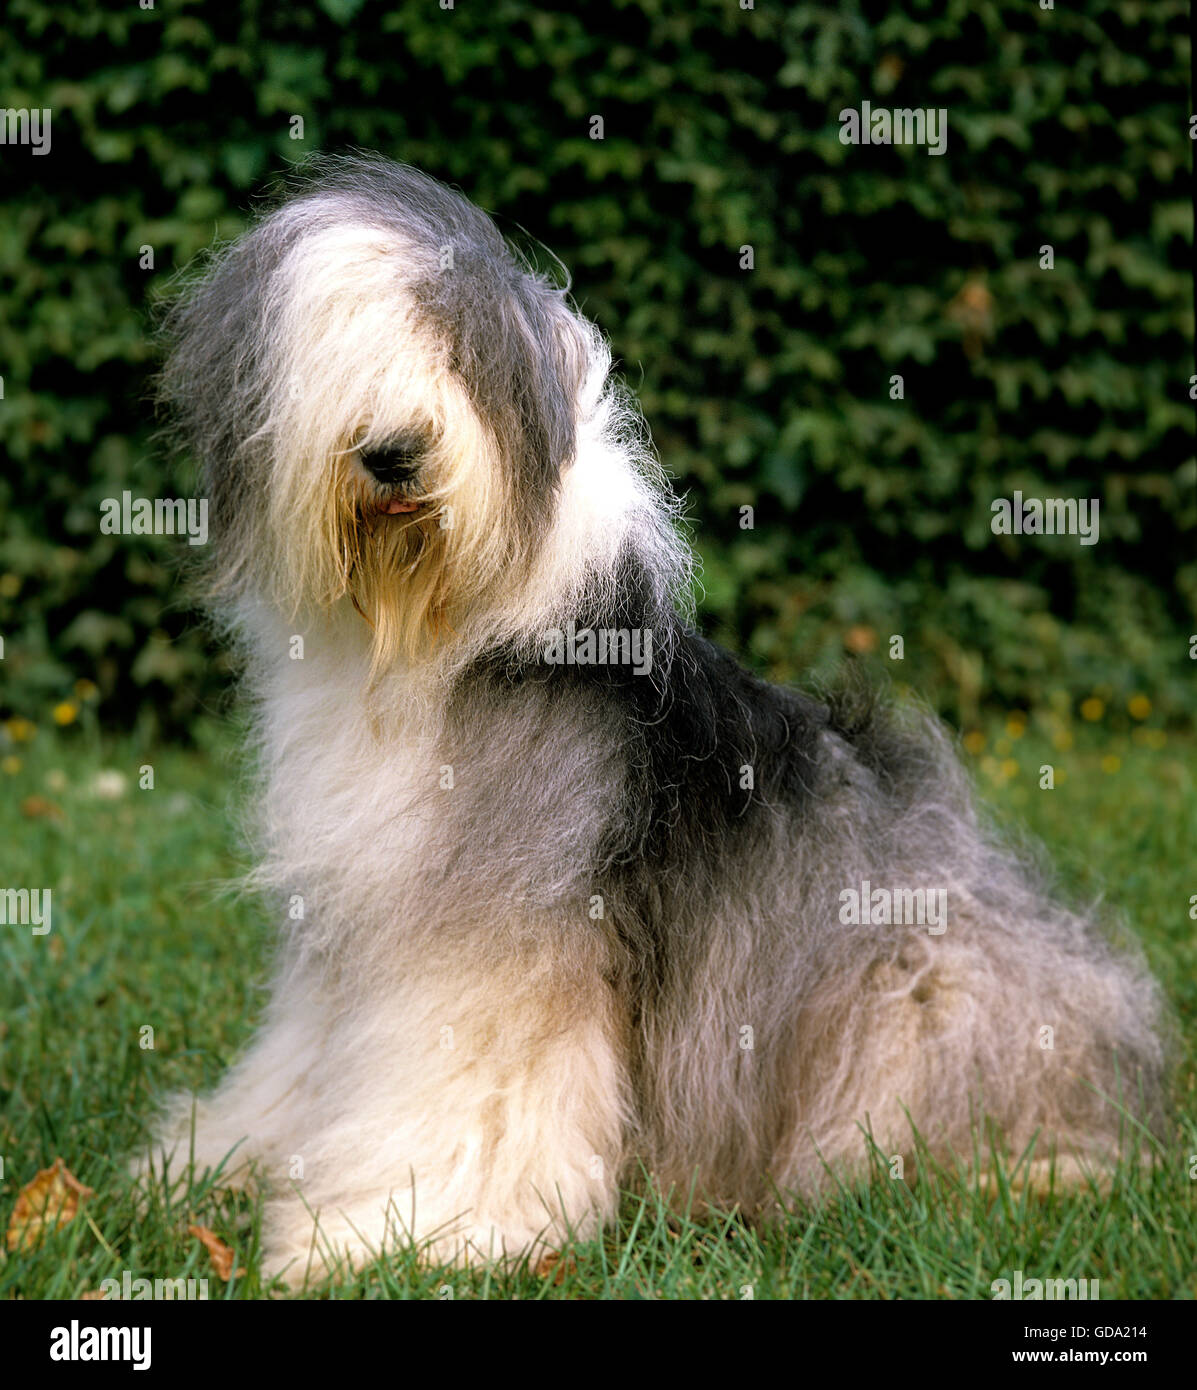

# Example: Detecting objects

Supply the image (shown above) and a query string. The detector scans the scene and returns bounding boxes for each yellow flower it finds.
[1,755,21,775]
[52,702,79,727]
[843,625,877,654]
[74,679,100,701]
[1005,714,1027,739]
[1080,697,1104,722]
[1052,729,1074,752]
[0,573,20,598]
[1101,754,1121,774]
[1001,758,1019,779]
[1127,695,1151,721]
[4,717,36,742]
[963,730,986,755]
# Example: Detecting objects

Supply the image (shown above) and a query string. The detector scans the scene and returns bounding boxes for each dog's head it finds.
[160,155,601,667]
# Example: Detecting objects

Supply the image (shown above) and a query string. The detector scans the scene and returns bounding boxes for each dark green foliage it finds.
[0,0,1192,736]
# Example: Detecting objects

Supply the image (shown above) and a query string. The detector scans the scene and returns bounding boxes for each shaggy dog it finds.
[143,154,1167,1284]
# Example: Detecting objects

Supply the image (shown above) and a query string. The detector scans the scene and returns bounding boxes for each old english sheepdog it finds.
[142,154,1168,1283]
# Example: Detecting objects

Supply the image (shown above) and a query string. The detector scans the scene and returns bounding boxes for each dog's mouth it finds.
[355,489,427,523]
[351,437,431,518]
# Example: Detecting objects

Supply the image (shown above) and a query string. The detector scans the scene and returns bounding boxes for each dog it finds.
[143,153,1168,1284]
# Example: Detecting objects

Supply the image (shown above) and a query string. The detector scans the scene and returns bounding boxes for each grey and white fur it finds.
[143,154,1169,1283]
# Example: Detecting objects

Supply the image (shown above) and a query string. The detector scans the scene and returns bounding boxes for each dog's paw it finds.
[258,1194,582,1291]
[129,1096,257,1204]
[975,1153,1139,1200]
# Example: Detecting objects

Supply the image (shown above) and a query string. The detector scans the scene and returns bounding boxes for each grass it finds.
[1,714,1194,1300]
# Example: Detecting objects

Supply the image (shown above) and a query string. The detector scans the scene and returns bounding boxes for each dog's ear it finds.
[450,271,589,509]
[157,233,272,482]
[514,285,590,480]
[155,231,283,598]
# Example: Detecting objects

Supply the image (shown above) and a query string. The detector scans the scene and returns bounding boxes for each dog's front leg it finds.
[133,955,338,1194]
[256,940,630,1286]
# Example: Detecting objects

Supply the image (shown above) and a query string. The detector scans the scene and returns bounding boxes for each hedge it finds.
[0,0,1192,738]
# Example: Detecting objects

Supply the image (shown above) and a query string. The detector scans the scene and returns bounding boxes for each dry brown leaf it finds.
[20,795,63,821]
[188,1224,244,1281]
[534,1250,575,1285]
[5,1158,94,1252]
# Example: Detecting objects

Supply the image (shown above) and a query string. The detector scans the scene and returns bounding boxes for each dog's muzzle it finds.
[359,442,423,514]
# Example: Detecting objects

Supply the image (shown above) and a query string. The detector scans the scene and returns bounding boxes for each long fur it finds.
[144,154,1169,1283]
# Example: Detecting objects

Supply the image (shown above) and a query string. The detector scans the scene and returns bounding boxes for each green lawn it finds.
[1,716,1194,1299]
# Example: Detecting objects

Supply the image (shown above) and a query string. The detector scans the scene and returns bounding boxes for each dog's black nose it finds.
[359,442,422,486]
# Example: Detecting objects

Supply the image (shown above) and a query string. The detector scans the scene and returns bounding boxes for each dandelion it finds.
[74,679,100,702]
[4,717,36,742]
[89,770,128,801]
[1080,697,1104,722]
[1127,695,1151,721]
[963,731,985,755]
[1,755,21,775]
[1005,714,1027,739]
[1101,754,1121,774]
[52,702,79,727]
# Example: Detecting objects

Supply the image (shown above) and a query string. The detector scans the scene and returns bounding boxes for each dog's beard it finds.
[296,444,450,675]
[274,450,524,678]
[338,496,452,674]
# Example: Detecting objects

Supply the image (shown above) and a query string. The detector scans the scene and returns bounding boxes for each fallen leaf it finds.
[6,1159,94,1252]
[188,1224,244,1280]
[20,795,62,821]
[535,1250,576,1284]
